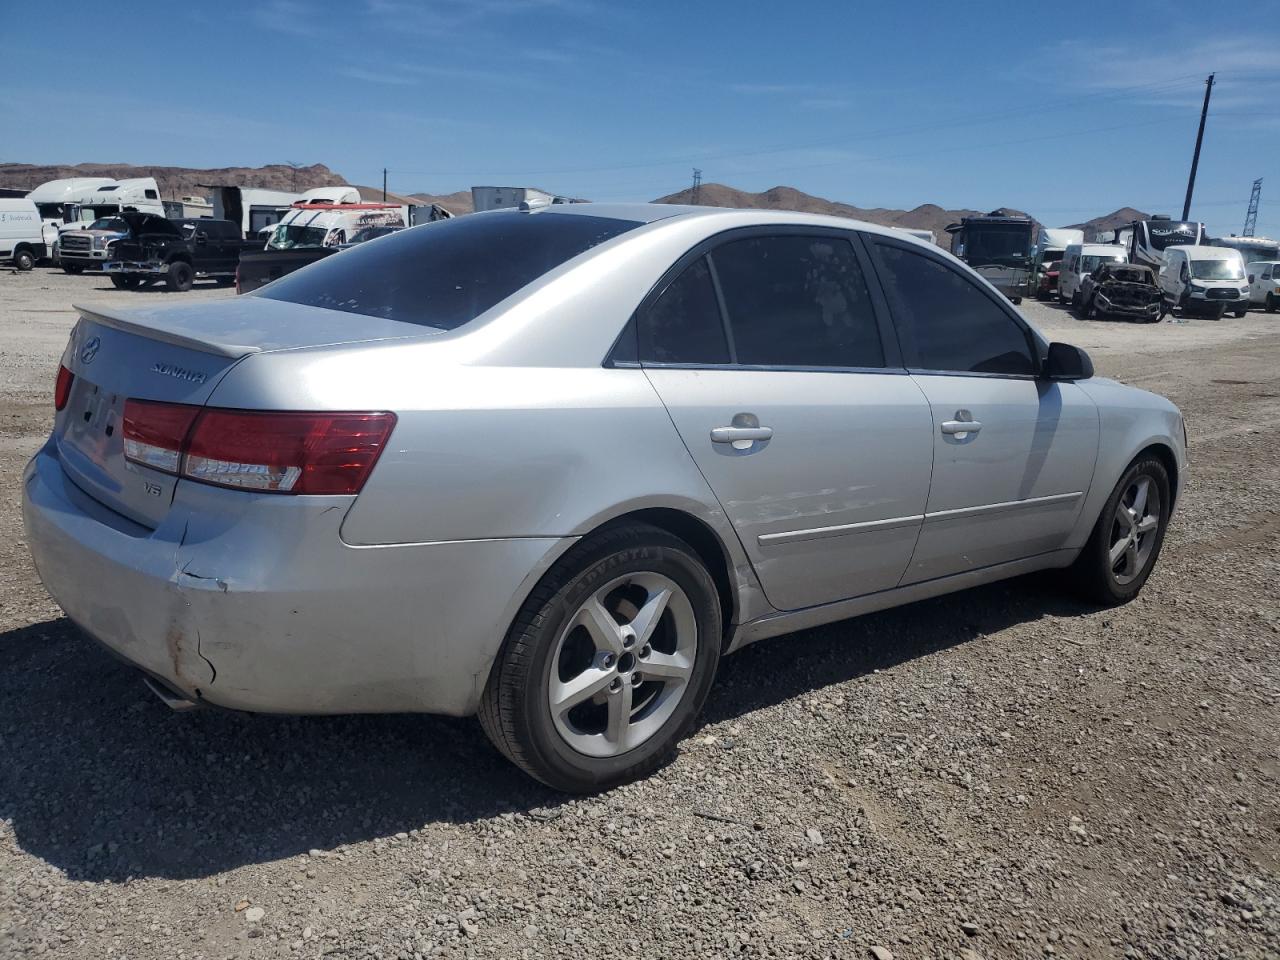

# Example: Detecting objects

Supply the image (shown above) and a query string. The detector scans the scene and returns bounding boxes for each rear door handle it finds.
[711,426,773,443]
[940,419,982,435]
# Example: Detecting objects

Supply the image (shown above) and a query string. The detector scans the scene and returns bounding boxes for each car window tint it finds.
[873,244,1035,376]
[256,212,641,330]
[711,235,884,367]
[638,256,730,364]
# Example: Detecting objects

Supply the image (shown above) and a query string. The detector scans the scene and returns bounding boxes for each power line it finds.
[381,74,1207,181]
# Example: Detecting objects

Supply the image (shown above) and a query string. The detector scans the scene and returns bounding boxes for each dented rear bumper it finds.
[21,441,574,716]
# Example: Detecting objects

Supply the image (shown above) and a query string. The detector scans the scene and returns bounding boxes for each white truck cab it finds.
[1159,246,1249,319]
[266,202,408,250]
[1245,260,1280,312]
[1060,243,1127,305]
[26,177,115,259]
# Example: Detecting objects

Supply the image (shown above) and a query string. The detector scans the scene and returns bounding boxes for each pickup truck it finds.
[103,214,259,291]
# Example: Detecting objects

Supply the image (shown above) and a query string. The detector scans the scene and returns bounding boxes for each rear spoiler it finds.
[73,303,261,359]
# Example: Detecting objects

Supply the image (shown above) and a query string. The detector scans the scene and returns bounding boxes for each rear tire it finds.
[165,261,194,292]
[14,249,35,271]
[1267,294,1277,314]
[479,524,722,793]
[1069,455,1171,606]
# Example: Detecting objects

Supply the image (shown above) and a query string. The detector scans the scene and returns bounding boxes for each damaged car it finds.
[1078,263,1164,323]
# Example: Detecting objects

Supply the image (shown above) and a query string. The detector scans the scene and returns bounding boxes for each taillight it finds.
[121,400,395,495]
[54,365,74,411]
[123,399,200,474]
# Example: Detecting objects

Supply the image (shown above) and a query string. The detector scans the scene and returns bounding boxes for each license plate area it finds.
[62,377,123,468]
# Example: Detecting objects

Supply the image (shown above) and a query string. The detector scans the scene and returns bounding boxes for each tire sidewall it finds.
[15,250,34,271]
[509,536,721,791]
[167,262,194,291]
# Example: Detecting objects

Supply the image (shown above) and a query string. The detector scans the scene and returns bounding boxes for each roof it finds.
[507,202,943,248]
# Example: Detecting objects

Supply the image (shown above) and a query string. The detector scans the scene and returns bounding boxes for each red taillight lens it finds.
[123,399,201,474]
[54,365,74,411]
[121,401,395,495]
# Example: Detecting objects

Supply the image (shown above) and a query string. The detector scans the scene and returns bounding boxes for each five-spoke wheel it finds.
[480,524,721,793]
[1072,455,1171,604]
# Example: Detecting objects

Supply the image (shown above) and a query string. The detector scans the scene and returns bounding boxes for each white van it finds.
[0,199,46,270]
[1246,261,1280,312]
[1159,245,1249,319]
[266,202,408,250]
[1059,243,1127,305]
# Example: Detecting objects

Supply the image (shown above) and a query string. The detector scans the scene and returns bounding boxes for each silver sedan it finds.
[22,204,1186,791]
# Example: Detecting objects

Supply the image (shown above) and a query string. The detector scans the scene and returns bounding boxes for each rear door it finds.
[634,228,934,612]
[866,237,1099,583]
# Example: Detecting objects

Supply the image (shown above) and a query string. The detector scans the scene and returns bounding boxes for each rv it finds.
[203,185,305,239]
[162,195,214,219]
[1211,234,1280,267]
[471,186,570,212]
[945,210,1036,302]
[1110,216,1205,271]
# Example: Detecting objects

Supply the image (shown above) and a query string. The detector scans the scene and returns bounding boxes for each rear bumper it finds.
[21,441,574,716]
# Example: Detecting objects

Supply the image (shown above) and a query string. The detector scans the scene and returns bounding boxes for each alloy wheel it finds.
[1109,476,1162,586]
[548,572,697,758]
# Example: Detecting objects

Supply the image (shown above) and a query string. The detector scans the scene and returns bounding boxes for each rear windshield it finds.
[255,212,641,330]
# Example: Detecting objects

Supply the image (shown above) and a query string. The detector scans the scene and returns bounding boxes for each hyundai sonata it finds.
[22,204,1185,791]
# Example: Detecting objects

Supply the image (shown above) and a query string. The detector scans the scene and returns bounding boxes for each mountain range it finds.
[0,163,1146,242]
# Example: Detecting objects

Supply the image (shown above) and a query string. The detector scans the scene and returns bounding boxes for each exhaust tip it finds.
[143,675,202,712]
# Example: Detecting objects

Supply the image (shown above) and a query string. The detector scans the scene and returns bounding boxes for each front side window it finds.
[638,256,730,364]
[873,243,1036,376]
[258,211,641,330]
[711,235,884,368]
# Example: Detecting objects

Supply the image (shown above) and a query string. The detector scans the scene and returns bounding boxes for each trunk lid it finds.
[56,297,432,528]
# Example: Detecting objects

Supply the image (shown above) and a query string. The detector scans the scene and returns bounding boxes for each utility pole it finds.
[691,168,702,205]
[1181,74,1214,222]
[382,167,387,202]
[1243,177,1262,237]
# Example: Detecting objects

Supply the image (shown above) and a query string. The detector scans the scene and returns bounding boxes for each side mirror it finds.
[1043,342,1094,381]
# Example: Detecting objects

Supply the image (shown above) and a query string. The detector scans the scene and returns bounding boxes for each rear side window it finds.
[873,244,1035,376]
[256,212,641,330]
[712,235,884,368]
[638,256,730,364]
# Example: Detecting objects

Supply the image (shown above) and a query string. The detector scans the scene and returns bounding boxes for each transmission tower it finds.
[690,168,702,205]
[1243,178,1262,237]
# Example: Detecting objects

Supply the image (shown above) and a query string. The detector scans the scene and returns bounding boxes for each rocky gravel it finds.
[1,269,1277,959]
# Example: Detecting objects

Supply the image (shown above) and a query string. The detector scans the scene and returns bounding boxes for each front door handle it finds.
[940,410,981,436]
[711,425,773,443]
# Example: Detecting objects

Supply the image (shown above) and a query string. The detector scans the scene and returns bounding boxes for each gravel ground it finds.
[1,268,1277,960]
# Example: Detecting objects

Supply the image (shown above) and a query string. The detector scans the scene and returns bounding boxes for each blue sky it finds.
[4,1,1280,236]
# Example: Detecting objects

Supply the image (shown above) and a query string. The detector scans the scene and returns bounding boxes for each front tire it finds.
[1266,294,1277,314]
[165,261,194,292]
[1084,295,1102,320]
[479,524,722,793]
[1233,307,1247,318]
[1070,455,1171,606]
[62,263,84,275]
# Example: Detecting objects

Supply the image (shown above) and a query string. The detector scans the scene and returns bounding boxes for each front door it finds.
[634,231,934,611]
[867,237,1100,583]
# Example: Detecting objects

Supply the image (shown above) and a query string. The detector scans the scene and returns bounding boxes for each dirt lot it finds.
[0,268,1277,960]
